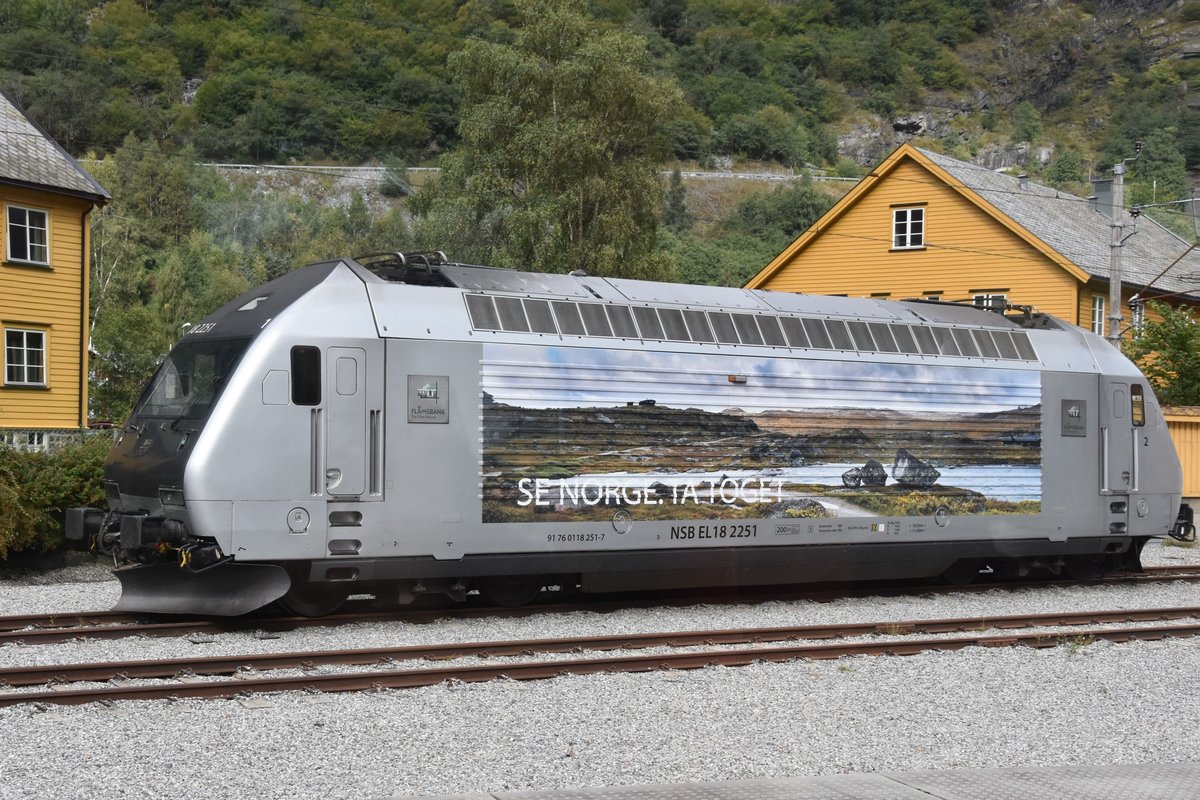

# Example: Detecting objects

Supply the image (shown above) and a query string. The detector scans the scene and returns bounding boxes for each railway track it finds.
[4,564,1199,646]
[2,606,1198,707]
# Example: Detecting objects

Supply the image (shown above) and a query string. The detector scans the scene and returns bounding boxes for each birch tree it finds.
[413,0,682,279]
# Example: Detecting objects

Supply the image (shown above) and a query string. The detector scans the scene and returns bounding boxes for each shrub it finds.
[0,457,48,559]
[0,436,110,560]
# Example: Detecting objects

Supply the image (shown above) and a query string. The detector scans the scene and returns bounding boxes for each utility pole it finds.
[1107,142,1142,348]
[1106,163,1125,347]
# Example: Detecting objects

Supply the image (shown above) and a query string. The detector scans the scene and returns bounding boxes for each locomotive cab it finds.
[69,262,356,614]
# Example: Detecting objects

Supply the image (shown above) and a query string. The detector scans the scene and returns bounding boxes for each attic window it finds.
[892,207,924,250]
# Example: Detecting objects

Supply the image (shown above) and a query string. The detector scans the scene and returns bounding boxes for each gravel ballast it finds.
[0,540,1197,799]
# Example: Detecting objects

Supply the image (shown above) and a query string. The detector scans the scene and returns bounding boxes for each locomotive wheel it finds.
[479,575,544,607]
[279,581,349,617]
[1064,554,1105,581]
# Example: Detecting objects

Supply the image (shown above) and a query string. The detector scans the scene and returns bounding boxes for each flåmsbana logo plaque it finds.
[408,375,449,423]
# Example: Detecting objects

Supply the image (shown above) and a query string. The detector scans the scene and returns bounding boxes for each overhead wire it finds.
[74,146,1198,274]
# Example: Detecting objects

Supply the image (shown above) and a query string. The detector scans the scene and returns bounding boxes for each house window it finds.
[1091,295,1105,336]
[0,431,47,452]
[892,207,924,249]
[7,206,49,265]
[973,293,1007,312]
[5,329,46,386]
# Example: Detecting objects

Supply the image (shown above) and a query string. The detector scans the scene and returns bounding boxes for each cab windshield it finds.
[133,337,251,422]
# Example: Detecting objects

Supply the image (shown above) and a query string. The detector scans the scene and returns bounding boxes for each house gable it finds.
[0,89,110,204]
[745,146,1087,319]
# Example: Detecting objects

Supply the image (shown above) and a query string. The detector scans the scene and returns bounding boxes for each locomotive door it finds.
[1100,379,1135,496]
[326,347,367,496]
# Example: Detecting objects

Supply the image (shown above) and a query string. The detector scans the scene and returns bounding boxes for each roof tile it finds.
[917,147,1199,298]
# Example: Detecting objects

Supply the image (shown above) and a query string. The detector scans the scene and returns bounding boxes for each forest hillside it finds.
[3,0,1193,186]
[1,0,1196,418]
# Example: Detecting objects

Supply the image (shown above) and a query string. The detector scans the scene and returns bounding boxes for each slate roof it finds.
[917,147,1199,299]
[0,89,109,204]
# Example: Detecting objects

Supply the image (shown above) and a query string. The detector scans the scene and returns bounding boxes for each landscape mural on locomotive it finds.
[480,343,1042,523]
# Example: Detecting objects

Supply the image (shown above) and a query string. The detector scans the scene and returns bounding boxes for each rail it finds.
[2,607,1197,707]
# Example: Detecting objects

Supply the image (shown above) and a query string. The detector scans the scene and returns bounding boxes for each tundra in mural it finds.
[480,343,1042,523]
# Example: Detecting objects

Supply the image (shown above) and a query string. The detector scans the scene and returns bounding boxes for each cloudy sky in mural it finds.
[482,344,1040,415]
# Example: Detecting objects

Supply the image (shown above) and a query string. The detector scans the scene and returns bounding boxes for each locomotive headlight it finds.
[158,487,186,508]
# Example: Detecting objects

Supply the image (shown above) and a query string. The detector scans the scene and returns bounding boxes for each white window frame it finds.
[6,205,50,265]
[0,431,47,452]
[973,293,1007,312]
[4,328,47,386]
[1091,295,1106,336]
[892,207,925,250]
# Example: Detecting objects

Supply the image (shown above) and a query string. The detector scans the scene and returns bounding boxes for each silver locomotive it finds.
[70,252,1188,615]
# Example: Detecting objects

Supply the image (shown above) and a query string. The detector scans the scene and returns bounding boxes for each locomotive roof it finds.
[351,254,1058,366]
[183,254,1134,378]
[356,255,1033,332]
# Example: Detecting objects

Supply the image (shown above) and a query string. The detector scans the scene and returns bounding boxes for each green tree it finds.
[1127,129,1188,207]
[720,176,833,248]
[719,105,813,166]
[412,0,683,279]
[90,304,174,423]
[1183,109,1200,171]
[662,167,691,232]
[1044,149,1083,189]
[1126,302,1200,406]
[1012,101,1041,144]
[661,229,781,287]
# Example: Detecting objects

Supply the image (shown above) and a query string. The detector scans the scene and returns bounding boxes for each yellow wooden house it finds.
[746,142,1200,496]
[0,89,110,450]
[748,143,1200,331]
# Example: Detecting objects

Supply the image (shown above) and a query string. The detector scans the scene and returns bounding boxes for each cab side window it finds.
[291,346,321,405]
[1131,384,1145,427]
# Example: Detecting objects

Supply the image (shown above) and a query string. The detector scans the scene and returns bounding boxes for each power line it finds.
[50,105,1171,234]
